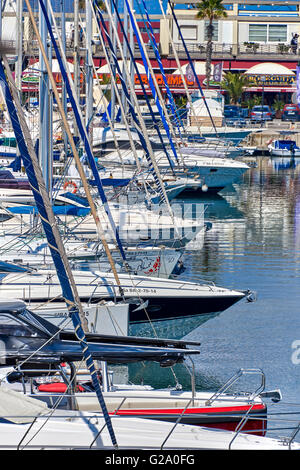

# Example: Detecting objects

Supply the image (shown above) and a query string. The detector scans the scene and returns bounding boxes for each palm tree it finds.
[221,72,251,105]
[195,0,227,89]
[79,0,106,10]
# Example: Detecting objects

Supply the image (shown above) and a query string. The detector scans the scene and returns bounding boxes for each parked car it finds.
[250,105,273,122]
[223,105,247,127]
[281,104,300,122]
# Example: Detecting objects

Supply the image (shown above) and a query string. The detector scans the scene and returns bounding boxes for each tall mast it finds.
[85,0,93,140]
[39,0,52,195]
[16,0,23,94]
[73,0,80,137]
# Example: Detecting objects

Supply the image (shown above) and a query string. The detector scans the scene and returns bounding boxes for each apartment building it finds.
[166,1,300,102]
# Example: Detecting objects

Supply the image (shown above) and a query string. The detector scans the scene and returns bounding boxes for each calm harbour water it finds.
[129,154,300,440]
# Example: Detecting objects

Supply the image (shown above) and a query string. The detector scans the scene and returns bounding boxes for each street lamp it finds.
[261,75,266,128]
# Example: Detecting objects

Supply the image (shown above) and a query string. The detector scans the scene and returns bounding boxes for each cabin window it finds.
[0,314,38,337]
[210,168,218,172]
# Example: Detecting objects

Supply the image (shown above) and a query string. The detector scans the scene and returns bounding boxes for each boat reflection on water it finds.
[270,156,300,171]
[129,195,248,340]
[129,311,222,339]
[176,193,244,221]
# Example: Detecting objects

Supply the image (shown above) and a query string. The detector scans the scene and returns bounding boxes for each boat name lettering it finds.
[123,288,157,293]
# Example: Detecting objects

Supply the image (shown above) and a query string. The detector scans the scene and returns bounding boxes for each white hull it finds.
[0,245,183,278]
[0,268,247,325]
[0,268,244,303]
[102,151,249,191]
[29,301,129,335]
[0,408,298,450]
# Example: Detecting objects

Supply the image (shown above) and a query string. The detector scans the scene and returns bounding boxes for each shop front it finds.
[244,63,296,105]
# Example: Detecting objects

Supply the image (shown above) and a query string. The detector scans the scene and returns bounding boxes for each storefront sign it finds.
[247,74,295,86]
[97,73,197,88]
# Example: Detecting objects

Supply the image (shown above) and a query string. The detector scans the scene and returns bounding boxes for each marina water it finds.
[129,154,300,439]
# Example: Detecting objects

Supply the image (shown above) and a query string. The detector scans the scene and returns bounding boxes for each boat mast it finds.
[60,0,68,153]
[39,0,52,195]
[73,0,79,136]
[85,0,93,141]
[15,0,23,95]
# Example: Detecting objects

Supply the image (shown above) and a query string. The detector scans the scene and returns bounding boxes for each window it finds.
[249,24,267,42]
[269,24,287,42]
[0,314,38,337]
[179,25,198,41]
[249,24,287,42]
[204,21,218,41]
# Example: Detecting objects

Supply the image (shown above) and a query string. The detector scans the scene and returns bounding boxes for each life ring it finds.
[63,180,78,193]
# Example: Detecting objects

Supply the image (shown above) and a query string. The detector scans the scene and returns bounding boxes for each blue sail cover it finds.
[8,205,91,216]
[89,178,131,187]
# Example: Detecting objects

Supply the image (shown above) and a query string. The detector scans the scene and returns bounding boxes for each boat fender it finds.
[37,382,85,393]
[63,180,78,193]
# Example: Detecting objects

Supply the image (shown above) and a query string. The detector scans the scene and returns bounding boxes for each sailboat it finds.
[0,300,278,436]
[1,383,299,450]
[0,264,249,325]
[0,300,297,451]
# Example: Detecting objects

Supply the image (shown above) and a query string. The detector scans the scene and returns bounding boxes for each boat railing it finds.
[227,403,300,449]
[8,365,300,449]
[204,368,266,406]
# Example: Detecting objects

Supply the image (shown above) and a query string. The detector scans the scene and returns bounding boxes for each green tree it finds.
[243,95,262,112]
[79,0,106,10]
[195,0,227,89]
[221,72,251,105]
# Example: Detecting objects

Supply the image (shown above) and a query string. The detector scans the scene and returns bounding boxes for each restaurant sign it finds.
[247,74,295,86]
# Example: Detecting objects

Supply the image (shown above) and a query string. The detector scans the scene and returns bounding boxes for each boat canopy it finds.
[273,140,299,150]
[0,385,50,423]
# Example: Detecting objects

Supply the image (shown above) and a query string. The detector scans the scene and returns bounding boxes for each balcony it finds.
[22,38,300,62]
[171,42,299,60]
